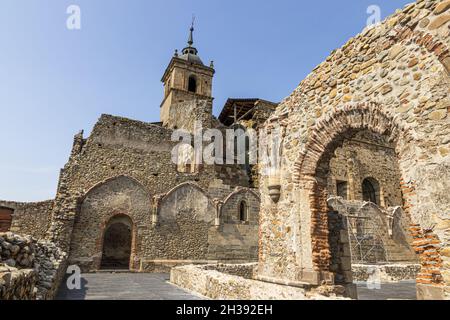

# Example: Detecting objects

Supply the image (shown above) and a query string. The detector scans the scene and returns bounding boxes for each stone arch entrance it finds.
[68,175,151,272]
[294,103,443,299]
[101,215,133,270]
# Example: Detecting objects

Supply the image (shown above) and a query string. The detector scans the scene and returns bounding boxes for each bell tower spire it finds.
[160,18,215,132]
[187,16,195,47]
[181,16,199,58]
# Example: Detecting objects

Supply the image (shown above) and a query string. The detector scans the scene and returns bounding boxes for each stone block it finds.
[416,283,444,300]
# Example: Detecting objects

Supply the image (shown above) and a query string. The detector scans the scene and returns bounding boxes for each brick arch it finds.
[294,102,410,183]
[294,102,411,271]
[293,101,445,289]
[390,26,450,75]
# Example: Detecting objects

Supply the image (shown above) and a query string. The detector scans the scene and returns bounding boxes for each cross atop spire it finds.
[181,16,200,62]
[187,15,195,47]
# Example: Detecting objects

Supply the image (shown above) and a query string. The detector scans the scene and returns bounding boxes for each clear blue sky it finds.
[0,0,412,201]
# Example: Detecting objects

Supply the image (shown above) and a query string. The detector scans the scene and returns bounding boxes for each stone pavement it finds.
[356,281,417,300]
[56,272,204,300]
[56,271,417,300]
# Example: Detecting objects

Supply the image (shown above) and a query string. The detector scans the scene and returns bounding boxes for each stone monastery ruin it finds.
[1,0,450,300]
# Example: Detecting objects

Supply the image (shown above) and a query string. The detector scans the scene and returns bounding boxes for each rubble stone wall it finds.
[328,131,403,207]
[56,120,261,272]
[0,232,67,300]
[0,265,37,300]
[352,263,421,282]
[0,200,53,239]
[46,114,259,261]
[170,264,349,300]
[258,0,450,300]
[68,177,259,272]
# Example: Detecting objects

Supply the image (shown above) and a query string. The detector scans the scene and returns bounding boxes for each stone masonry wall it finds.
[328,131,403,207]
[258,0,450,300]
[0,200,53,239]
[47,114,218,252]
[0,232,67,300]
[44,113,260,272]
[163,90,213,132]
[352,263,421,282]
[0,265,37,300]
[68,176,259,272]
[170,264,350,300]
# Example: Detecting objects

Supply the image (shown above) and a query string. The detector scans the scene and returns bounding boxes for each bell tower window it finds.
[188,75,197,93]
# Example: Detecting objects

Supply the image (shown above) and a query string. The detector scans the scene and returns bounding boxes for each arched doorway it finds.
[101,215,133,270]
[302,123,419,299]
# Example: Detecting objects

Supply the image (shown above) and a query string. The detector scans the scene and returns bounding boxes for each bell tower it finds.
[160,21,215,132]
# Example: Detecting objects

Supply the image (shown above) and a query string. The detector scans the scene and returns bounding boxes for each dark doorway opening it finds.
[101,219,132,270]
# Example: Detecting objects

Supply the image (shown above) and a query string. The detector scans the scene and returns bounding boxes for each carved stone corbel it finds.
[212,198,224,228]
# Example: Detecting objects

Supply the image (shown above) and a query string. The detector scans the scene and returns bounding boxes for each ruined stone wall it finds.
[68,175,151,271]
[208,189,260,261]
[162,89,213,132]
[352,263,421,282]
[68,176,259,272]
[328,131,403,207]
[47,114,217,252]
[0,200,53,239]
[0,265,37,300]
[202,263,258,279]
[170,264,350,300]
[46,115,259,271]
[214,164,250,187]
[0,232,67,300]
[258,0,450,300]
